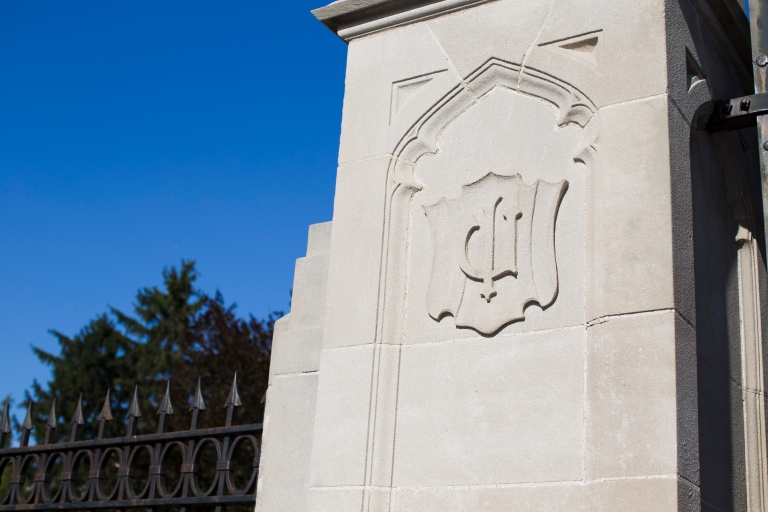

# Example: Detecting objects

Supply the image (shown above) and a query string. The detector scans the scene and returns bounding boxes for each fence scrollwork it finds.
[0,374,261,511]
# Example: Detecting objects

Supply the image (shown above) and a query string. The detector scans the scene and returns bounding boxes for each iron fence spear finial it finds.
[20,400,34,447]
[215,373,244,512]
[98,389,113,440]
[43,398,58,445]
[179,377,207,512]
[156,380,174,434]
[0,380,261,511]
[224,372,242,427]
[0,402,11,448]
[70,393,85,442]
[127,385,141,436]
[189,377,206,430]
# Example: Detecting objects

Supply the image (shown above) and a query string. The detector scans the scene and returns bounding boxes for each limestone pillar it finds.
[257,0,768,510]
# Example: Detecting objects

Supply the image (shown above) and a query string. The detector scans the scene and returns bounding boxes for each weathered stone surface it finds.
[339,23,462,164]
[404,85,587,342]
[255,0,766,509]
[585,95,675,322]
[322,158,388,349]
[307,488,364,512]
[255,373,319,512]
[309,344,375,486]
[393,328,585,486]
[428,0,557,78]
[585,311,678,480]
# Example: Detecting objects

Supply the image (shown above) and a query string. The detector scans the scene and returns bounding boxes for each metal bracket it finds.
[708,92,768,132]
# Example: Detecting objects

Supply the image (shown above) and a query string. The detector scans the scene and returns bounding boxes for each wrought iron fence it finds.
[0,374,261,512]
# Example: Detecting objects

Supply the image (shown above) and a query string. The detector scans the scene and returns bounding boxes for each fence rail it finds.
[0,375,261,512]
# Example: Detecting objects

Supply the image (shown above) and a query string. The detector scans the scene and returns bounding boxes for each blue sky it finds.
[0,1,346,410]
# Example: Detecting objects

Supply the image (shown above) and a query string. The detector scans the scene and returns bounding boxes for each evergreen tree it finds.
[26,316,136,443]
[110,260,204,433]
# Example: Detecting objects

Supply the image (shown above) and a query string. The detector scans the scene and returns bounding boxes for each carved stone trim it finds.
[389,58,600,191]
[424,173,569,335]
[357,61,601,509]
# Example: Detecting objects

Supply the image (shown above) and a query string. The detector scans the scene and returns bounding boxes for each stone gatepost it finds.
[256,0,768,510]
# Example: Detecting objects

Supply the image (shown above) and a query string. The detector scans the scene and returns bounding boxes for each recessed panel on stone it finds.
[404,84,590,343]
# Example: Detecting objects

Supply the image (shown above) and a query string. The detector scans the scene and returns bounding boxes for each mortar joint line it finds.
[426,25,480,102]
[310,474,682,493]
[668,95,695,128]
[517,0,559,92]
[270,370,319,379]
[338,153,396,167]
[586,308,676,327]
[598,92,668,112]
[673,309,695,331]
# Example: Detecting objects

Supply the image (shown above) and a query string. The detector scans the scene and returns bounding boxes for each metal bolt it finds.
[723,103,734,115]
[757,54,768,67]
[763,141,768,151]
[741,98,752,111]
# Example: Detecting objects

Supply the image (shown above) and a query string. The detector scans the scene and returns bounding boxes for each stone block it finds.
[427,0,557,78]
[323,157,390,348]
[665,0,716,125]
[269,327,324,378]
[523,0,668,108]
[392,327,585,486]
[586,94,675,321]
[307,488,364,512]
[289,254,331,329]
[587,477,680,512]
[366,488,392,511]
[309,344,375,487]
[339,23,463,164]
[306,221,332,257]
[697,356,748,511]
[668,98,697,331]
[585,310,678,479]
[256,373,319,512]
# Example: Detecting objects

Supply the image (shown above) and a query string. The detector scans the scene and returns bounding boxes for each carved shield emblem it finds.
[424,172,568,335]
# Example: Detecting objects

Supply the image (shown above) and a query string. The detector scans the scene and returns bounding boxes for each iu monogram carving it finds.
[424,173,568,335]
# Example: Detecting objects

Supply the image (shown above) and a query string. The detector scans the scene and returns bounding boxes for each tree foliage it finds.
[22,261,279,444]
[26,316,137,441]
[172,292,275,429]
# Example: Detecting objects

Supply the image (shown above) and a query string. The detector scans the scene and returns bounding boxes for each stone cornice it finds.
[313,0,752,86]
[312,0,497,41]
